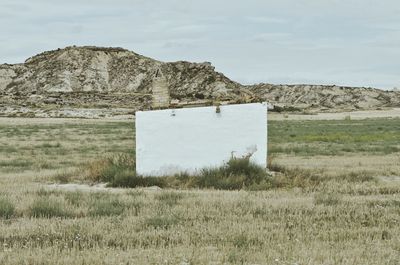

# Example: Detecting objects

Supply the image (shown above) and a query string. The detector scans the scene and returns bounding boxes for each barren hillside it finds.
[0,46,399,118]
[249,83,400,111]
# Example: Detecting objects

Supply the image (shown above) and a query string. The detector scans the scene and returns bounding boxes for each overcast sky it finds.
[1,0,399,89]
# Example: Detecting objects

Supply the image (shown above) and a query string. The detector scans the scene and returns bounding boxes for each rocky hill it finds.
[249,83,400,112]
[0,46,399,118]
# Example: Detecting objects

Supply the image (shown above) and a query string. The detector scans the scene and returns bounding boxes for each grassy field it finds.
[0,117,399,264]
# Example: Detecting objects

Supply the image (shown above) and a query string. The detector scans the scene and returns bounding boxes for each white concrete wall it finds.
[136,103,267,176]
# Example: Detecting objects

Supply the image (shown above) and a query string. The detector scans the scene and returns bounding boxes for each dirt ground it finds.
[269,108,400,120]
[1,107,400,124]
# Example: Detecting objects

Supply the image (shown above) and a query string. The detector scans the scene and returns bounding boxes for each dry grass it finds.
[0,186,399,264]
[0,119,134,176]
[274,154,400,177]
[0,117,399,264]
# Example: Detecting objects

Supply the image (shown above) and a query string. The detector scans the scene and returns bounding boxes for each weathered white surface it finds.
[136,103,267,176]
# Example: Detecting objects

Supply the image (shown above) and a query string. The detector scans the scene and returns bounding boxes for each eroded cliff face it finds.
[0,46,245,117]
[3,46,160,94]
[249,84,400,111]
[0,45,399,118]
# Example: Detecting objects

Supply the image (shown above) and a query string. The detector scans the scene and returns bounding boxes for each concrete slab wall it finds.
[136,103,267,176]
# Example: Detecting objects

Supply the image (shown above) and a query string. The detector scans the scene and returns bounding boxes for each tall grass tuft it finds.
[53,171,75,183]
[89,198,126,217]
[196,157,270,190]
[314,192,343,206]
[155,192,184,207]
[83,153,379,191]
[0,197,15,219]
[85,153,165,188]
[109,174,166,188]
[85,153,135,183]
[85,155,271,190]
[29,198,70,218]
[145,214,180,229]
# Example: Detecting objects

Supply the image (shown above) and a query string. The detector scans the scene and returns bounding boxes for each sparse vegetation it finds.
[53,170,75,183]
[196,156,269,190]
[28,198,70,218]
[314,192,343,206]
[88,197,126,217]
[85,155,272,190]
[0,197,15,219]
[269,118,400,156]
[0,117,399,264]
[0,184,398,264]
[85,153,135,183]
[270,105,302,113]
[155,191,184,207]
[145,214,180,229]
[0,120,134,175]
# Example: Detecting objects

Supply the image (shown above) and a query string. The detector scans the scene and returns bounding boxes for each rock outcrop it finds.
[0,45,399,118]
[249,83,400,111]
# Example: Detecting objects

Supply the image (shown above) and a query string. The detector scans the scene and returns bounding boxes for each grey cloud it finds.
[244,16,288,24]
[0,0,399,89]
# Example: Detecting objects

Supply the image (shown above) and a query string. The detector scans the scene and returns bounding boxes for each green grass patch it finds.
[53,171,75,183]
[36,142,62,148]
[314,193,343,206]
[0,197,15,219]
[269,118,400,156]
[28,198,70,218]
[0,160,34,171]
[196,157,269,190]
[89,197,126,217]
[144,214,180,229]
[64,191,85,206]
[85,153,135,183]
[155,192,185,207]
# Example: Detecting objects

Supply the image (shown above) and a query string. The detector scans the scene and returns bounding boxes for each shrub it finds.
[0,197,15,219]
[84,153,378,191]
[108,174,166,188]
[85,158,112,182]
[270,105,301,113]
[196,157,270,190]
[85,153,135,183]
[87,155,271,190]
[29,198,70,218]
[197,168,247,190]
[267,155,286,173]
[107,169,135,187]
[225,157,266,183]
[85,154,167,188]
